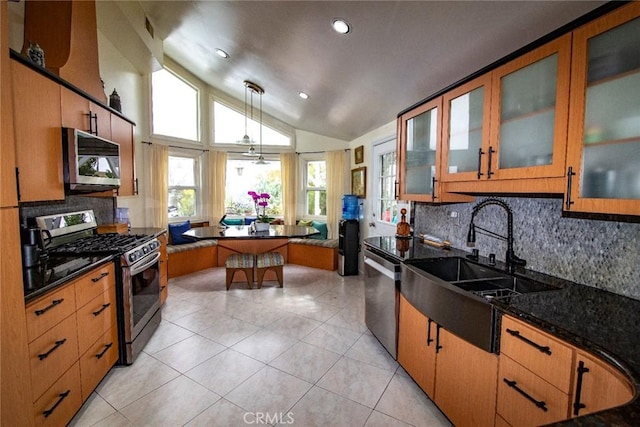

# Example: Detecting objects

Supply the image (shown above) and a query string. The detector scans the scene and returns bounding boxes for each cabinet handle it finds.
[34,298,64,316]
[134,178,140,195]
[435,324,443,354]
[503,378,548,412]
[505,328,552,355]
[15,167,21,201]
[95,342,113,359]
[160,285,167,291]
[487,146,495,178]
[43,390,70,418]
[565,166,576,210]
[573,360,590,416]
[394,181,399,199]
[427,319,434,346]
[477,148,485,179]
[85,111,98,135]
[431,177,437,200]
[92,303,111,316]
[92,272,109,282]
[38,338,67,360]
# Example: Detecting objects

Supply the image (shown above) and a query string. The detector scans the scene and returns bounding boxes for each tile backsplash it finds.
[414,197,640,300]
[20,196,116,227]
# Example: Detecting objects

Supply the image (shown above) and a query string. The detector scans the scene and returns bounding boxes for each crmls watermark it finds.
[243,412,294,424]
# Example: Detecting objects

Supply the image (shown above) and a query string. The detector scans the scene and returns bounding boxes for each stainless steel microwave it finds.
[62,128,121,193]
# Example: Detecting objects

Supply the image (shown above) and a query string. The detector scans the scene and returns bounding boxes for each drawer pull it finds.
[92,303,111,316]
[43,390,70,418]
[503,378,548,412]
[573,360,590,416]
[505,328,552,355]
[435,324,443,353]
[427,319,434,346]
[34,298,64,316]
[38,338,67,360]
[95,342,113,359]
[92,272,110,282]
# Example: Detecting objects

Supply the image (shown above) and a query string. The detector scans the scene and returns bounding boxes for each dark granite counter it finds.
[364,235,640,425]
[183,225,318,240]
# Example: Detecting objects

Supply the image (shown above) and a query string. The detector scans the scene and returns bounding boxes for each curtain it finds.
[206,150,227,223]
[325,150,347,239]
[280,152,297,225]
[145,143,169,229]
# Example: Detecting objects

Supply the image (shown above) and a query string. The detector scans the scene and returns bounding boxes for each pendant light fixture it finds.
[236,82,252,145]
[254,85,269,165]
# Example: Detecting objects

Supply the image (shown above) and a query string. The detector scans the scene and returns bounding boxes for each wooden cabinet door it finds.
[397,294,436,397]
[61,87,91,133]
[441,74,492,183]
[434,328,498,427]
[489,34,571,183]
[571,350,634,418]
[91,102,111,140]
[11,61,64,202]
[0,2,18,207]
[565,2,640,216]
[1,207,35,427]
[111,114,136,196]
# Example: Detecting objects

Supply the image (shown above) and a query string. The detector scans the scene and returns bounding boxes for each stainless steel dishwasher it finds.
[364,246,401,359]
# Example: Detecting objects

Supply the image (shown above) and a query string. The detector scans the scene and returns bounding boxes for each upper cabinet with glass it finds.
[443,34,571,191]
[565,2,640,216]
[397,98,472,203]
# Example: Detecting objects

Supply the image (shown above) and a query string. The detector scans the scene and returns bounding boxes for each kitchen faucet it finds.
[466,198,526,271]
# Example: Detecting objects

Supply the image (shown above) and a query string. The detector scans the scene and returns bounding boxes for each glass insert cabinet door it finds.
[489,34,571,180]
[566,3,640,215]
[441,74,491,182]
[398,97,442,201]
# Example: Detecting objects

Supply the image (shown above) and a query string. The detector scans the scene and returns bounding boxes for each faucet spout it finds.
[467,198,526,271]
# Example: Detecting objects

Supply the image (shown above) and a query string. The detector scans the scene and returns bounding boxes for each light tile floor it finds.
[69,265,451,427]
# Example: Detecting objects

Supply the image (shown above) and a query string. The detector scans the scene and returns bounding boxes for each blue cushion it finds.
[311,221,328,240]
[244,216,257,225]
[222,218,244,226]
[168,220,191,245]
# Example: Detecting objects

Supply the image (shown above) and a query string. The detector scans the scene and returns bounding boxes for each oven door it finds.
[121,251,161,363]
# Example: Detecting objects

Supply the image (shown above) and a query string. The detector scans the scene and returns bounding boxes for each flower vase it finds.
[255,222,270,232]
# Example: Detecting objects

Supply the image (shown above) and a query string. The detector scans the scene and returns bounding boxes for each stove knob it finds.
[128,252,137,263]
[143,246,150,254]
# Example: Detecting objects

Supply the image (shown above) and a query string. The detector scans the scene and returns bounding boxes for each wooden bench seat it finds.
[167,240,218,278]
[287,238,339,271]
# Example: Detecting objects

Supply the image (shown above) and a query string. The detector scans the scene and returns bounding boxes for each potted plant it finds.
[248,191,272,231]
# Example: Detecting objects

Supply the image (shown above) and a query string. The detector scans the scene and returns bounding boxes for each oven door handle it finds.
[127,252,161,276]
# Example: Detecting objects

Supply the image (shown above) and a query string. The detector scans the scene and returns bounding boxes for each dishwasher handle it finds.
[364,252,400,281]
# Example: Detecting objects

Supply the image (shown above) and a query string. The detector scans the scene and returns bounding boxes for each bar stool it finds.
[225,253,255,290]
[255,252,284,289]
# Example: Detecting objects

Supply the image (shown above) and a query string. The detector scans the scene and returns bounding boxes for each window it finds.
[213,101,291,146]
[224,159,282,217]
[378,151,398,224]
[168,153,201,219]
[152,68,199,141]
[305,160,326,216]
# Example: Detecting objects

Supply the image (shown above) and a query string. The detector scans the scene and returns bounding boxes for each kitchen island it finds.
[364,235,640,426]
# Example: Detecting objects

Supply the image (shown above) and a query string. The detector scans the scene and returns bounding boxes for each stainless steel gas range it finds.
[32,210,161,365]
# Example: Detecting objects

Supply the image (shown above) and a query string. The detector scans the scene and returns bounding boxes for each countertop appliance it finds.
[363,243,401,359]
[62,127,121,193]
[32,210,160,365]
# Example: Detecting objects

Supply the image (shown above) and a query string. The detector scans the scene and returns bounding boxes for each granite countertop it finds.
[183,225,319,240]
[364,235,640,425]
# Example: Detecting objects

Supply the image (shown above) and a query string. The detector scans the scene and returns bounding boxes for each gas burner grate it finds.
[49,233,152,254]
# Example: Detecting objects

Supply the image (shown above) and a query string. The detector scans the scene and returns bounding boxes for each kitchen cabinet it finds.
[397,294,498,427]
[444,34,571,194]
[61,87,111,139]
[397,98,472,203]
[11,60,65,202]
[159,233,169,305]
[571,350,634,418]
[0,1,17,208]
[111,113,137,196]
[398,294,436,397]
[25,262,118,426]
[565,2,640,216]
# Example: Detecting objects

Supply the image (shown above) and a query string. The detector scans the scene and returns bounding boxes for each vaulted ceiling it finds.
[139,1,606,141]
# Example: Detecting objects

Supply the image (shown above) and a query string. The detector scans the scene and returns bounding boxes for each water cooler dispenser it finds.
[338,195,360,276]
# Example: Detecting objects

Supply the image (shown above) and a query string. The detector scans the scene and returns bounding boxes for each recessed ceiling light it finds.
[298,92,309,100]
[215,48,229,59]
[332,19,351,34]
